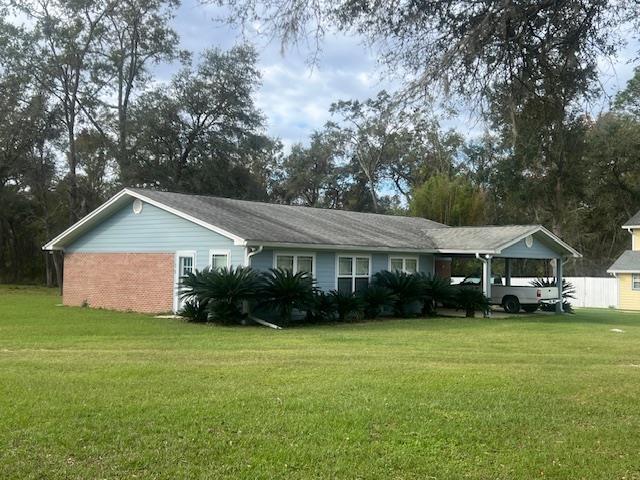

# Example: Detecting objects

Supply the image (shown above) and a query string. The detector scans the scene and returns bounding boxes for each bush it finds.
[360,285,396,319]
[180,266,259,324]
[418,273,454,315]
[305,290,337,324]
[372,270,423,316]
[329,290,364,321]
[179,299,209,323]
[258,268,315,323]
[454,287,491,317]
[530,278,575,313]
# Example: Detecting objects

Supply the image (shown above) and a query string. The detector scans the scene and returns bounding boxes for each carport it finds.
[427,226,582,313]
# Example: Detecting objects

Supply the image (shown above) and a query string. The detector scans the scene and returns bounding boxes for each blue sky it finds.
[161,1,638,150]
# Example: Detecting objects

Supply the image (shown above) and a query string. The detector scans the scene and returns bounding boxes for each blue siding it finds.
[249,248,274,271]
[316,251,335,291]
[66,199,245,270]
[419,254,435,274]
[501,234,560,259]
[372,253,387,274]
[250,248,336,291]
[249,249,434,292]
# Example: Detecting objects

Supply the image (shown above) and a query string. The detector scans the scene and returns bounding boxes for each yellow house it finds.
[608,211,640,310]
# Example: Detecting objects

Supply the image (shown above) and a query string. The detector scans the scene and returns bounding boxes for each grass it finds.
[1,285,639,479]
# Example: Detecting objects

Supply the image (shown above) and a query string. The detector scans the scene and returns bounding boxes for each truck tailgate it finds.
[538,287,559,300]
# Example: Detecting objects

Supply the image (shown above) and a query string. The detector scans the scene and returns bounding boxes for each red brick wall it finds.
[435,257,452,279]
[63,253,175,313]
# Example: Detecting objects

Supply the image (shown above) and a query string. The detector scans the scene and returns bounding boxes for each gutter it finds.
[246,245,264,266]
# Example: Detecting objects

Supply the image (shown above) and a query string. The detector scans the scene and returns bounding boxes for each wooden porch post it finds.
[505,258,511,286]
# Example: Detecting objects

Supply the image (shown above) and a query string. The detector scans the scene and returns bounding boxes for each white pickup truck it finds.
[456,275,559,313]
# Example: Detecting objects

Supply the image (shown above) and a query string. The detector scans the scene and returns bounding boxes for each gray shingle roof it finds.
[623,210,640,227]
[131,188,446,249]
[129,188,572,254]
[607,250,640,272]
[424,225,540,251]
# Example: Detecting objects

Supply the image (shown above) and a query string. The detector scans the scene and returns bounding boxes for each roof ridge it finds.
[127,187,448,226]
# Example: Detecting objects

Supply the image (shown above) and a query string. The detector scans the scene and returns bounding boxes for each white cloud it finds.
[158,0,639,151]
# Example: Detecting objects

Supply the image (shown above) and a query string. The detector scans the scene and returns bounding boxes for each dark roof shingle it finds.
[131,188,448,249]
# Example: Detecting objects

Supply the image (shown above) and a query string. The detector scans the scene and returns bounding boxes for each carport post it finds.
[505,258,511,286]
[483,255,492,318]
[555,257,564,314]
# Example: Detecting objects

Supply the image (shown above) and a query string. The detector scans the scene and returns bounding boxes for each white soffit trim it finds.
[124,189,245,245]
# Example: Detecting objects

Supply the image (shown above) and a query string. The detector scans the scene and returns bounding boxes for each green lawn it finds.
[1,286,639,479]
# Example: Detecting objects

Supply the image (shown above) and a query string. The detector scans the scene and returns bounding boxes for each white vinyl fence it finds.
[451,276,618,309]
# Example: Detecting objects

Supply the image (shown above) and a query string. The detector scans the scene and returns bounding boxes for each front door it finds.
[174,251,195,312]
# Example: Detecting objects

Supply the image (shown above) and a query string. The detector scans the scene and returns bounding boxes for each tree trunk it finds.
[51,250,63,296]
[67,125,78,224]
[45,253,53,287]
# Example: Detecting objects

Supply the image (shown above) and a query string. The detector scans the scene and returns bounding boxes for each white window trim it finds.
[273,251,317,276]
[174,250,197,313]
[388,255,420,273]
[209,249,231,269]
[335,254,372,292]
[632,273,640,291]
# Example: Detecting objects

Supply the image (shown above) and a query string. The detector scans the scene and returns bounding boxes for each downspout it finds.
[246,245,264,266]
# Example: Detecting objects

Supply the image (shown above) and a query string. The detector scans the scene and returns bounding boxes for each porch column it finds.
[555,257,564,314]
[482,255,492,299]
[482,255,492,318]
[505,258,511,286]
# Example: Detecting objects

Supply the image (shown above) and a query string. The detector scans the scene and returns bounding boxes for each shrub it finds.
[258,268,315,323]
[179,299,209,323]
[360,285,396,319]
[329,290,364,321]
[418,273,454,315]
[305,290,337,324]
[180,266,259,324]
[454,287,491,317]
[372,270,423,316]
[530,278,575,313]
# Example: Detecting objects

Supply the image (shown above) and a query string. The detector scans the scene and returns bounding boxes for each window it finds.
[633,274,640,291]
[178,255,194,277]
[337,256,370,293]
[275,253,314,275]
[210,250,230,270]
[174,251,196,313]
[389,257,418,274]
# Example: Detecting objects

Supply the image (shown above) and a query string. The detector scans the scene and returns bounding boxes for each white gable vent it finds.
[132,199,143,214]
[525,235,534,248]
